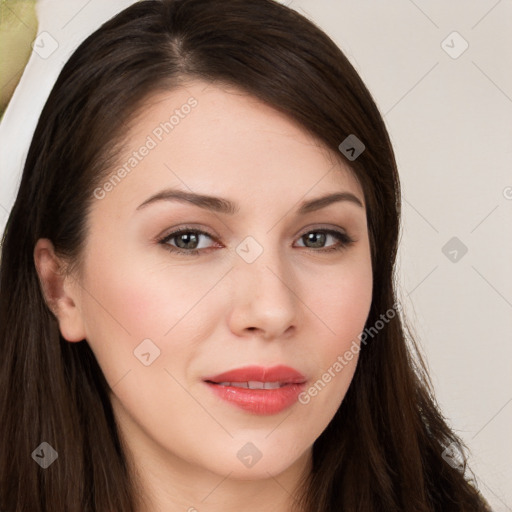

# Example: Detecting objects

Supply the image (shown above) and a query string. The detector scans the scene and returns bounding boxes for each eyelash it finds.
[157,226,355,256]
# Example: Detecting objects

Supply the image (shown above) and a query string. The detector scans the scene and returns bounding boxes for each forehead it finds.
[93,80,364,215]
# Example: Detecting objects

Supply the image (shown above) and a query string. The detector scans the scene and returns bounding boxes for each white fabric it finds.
[0,0,137,236]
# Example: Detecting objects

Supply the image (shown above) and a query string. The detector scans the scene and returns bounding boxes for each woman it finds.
[0,0,491,510]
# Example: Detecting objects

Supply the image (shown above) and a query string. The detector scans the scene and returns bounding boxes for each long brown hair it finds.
[0,0,490,510]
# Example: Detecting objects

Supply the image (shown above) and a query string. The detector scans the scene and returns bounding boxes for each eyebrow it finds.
[136,189,364,215]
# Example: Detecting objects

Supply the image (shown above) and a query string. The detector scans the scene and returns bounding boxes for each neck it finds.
[133,450,312,512]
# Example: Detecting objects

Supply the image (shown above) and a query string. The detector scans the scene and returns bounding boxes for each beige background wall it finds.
[0,1,510,508]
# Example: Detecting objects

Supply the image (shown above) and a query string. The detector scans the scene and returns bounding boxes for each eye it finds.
[158,226,355,255]
[158,227,217,255]
[295,229,354,253]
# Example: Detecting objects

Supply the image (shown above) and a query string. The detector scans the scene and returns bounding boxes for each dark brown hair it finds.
[0,0,490,510]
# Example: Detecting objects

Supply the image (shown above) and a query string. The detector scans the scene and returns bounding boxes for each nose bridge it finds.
[229,234,299,337]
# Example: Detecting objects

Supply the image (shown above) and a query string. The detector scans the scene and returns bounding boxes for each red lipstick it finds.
[203,365,306,415]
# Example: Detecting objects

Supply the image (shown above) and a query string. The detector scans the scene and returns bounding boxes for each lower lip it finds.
[204,382,305,415]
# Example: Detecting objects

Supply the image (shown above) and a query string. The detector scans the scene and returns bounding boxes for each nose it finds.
[227,242,299,341]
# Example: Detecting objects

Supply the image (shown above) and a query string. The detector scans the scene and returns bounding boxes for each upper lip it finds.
[204,365,306,384]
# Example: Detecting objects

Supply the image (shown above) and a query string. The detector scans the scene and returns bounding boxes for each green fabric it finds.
[0,0,38,119]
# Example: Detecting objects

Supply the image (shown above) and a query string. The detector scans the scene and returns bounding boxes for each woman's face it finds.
[58,81,372,482]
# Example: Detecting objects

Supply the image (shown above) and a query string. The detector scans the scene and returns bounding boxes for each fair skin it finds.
[34,81,373,512]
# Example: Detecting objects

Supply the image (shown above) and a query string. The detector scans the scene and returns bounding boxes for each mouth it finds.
[203,365,307,415]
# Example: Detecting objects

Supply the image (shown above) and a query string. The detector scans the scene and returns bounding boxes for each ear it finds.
[33,238,86,342]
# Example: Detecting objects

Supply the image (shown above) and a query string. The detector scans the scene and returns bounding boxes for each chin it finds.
[201,441,311,481]
[220,459,301,481]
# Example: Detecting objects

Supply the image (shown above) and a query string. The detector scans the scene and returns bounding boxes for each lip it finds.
[204,365,306,384]
[203,365,307,416]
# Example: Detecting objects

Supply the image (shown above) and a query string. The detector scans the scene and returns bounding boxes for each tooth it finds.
[216,381,285,389]
[248,381,265,389]
[230,382,249,388]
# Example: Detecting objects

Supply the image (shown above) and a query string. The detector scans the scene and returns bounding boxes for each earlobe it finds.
[33,238,86,342]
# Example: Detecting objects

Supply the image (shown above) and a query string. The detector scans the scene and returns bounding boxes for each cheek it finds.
[81,244,204,338]
[78,243,230,387]
[298,253,372,402]
[309,256,373,348]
